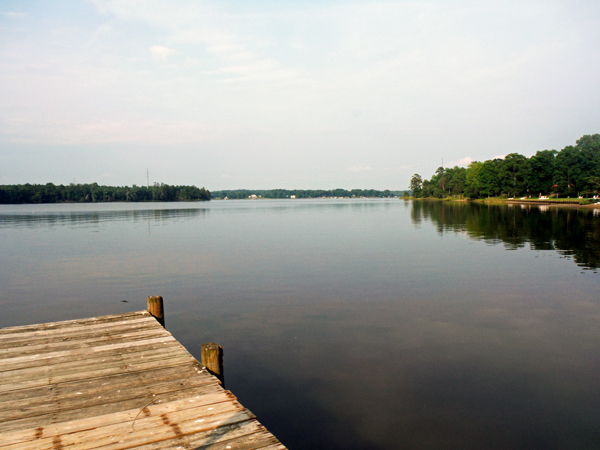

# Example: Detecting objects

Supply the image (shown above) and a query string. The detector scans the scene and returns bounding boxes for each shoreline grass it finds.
[403,196,600,207]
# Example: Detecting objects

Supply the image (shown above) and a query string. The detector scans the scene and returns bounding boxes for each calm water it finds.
[1,199,599,449]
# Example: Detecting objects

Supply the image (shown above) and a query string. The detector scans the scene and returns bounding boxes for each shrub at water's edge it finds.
[0,183,210,204]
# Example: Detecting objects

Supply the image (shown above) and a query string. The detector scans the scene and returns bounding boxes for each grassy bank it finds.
[403,196,600,207]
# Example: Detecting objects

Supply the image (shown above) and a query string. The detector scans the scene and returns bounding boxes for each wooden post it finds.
[201,342,224,385]
[147,296,165,328]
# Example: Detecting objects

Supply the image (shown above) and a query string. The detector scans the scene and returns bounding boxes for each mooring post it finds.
[147,295,165,328]
[201,342,224,385]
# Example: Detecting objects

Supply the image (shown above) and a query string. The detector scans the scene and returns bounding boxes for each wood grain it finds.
[0,311,287,450]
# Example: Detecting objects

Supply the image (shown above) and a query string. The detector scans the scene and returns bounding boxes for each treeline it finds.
[211,189,402,199]
[409,134,600,199]
[0,183,210,204]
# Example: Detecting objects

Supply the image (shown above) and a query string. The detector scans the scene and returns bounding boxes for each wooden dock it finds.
[0,310,287,450]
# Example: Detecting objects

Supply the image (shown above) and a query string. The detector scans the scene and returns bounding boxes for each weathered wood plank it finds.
[0,339,183,372]
[0,311,150,336]
[0,336,176,369]
[1,413,263,450]
[0,354,195,394]
[0,328,172,359]
[0,343,193,385]
[95,424,279,450]
[0,316,159,347]
[0,323,163,352]
[0,362,215,406]
[0,387,237,435]
[4,411,258,450]
[0,372,222,423]
[127,422,280,450]
[0,347,189,382]
[0,389,243,442]
[254,444,288,450]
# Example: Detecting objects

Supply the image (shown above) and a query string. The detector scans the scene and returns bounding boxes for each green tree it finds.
[574,134,600,195]
[478,160,501,197]
[464,161,483,198]
[499,153,528,197]
[527,150,556,195]
[554,146,580,196]
[422,179,433,197]
[409,174,423,197]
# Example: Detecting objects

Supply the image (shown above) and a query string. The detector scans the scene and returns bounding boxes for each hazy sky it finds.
[1,0,599,190]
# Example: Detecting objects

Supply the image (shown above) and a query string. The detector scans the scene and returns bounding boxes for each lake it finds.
[1,199,599,449]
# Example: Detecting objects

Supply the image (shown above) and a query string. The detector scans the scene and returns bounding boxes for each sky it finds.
[1,0,599,190]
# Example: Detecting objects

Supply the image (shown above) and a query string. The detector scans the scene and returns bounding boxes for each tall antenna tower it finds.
[146,169,149,188]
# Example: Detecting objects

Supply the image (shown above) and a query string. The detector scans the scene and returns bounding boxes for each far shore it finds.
[404,197,600,209]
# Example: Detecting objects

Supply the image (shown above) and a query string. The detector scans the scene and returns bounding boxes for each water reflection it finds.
[411,200,600,269]
[0,198,397,229]
[2,199,600,449]
[0,207,207,229]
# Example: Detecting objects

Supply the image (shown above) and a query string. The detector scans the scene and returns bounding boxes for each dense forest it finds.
[409,134,600,199]
[0,183,210,204]
[211,188,403,199]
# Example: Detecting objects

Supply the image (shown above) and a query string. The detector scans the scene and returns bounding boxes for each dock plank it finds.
[0,336,177,369]
[0,339,186,373]
[0,343,195,384]
[0,311,287,450]
[0,363,217,406]
[0,316,158,346]
[0,375,223,424]
[1,393,249,447]
[0,354,194,393]
[0,311,150,337]
[0,328,173,359]
[0,385,231,434]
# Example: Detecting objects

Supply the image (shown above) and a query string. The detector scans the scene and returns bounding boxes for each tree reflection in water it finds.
[411,200,600,269]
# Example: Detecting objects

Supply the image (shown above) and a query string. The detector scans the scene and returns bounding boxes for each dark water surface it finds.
[1,199,599,449]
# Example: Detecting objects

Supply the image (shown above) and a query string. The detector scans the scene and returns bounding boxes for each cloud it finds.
[493,155,506,160]
[345,166,373,173]
[0,11,28,18]
[94,1,305,85]
[0,116,226,145]
[450,157,473,167]
[150,45,178,62]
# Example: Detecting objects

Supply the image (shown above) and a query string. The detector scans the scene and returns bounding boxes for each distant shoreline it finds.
[405,197,600,209]
[213,196,398,200]
[503,199,600,209]
[0,183,210,204]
